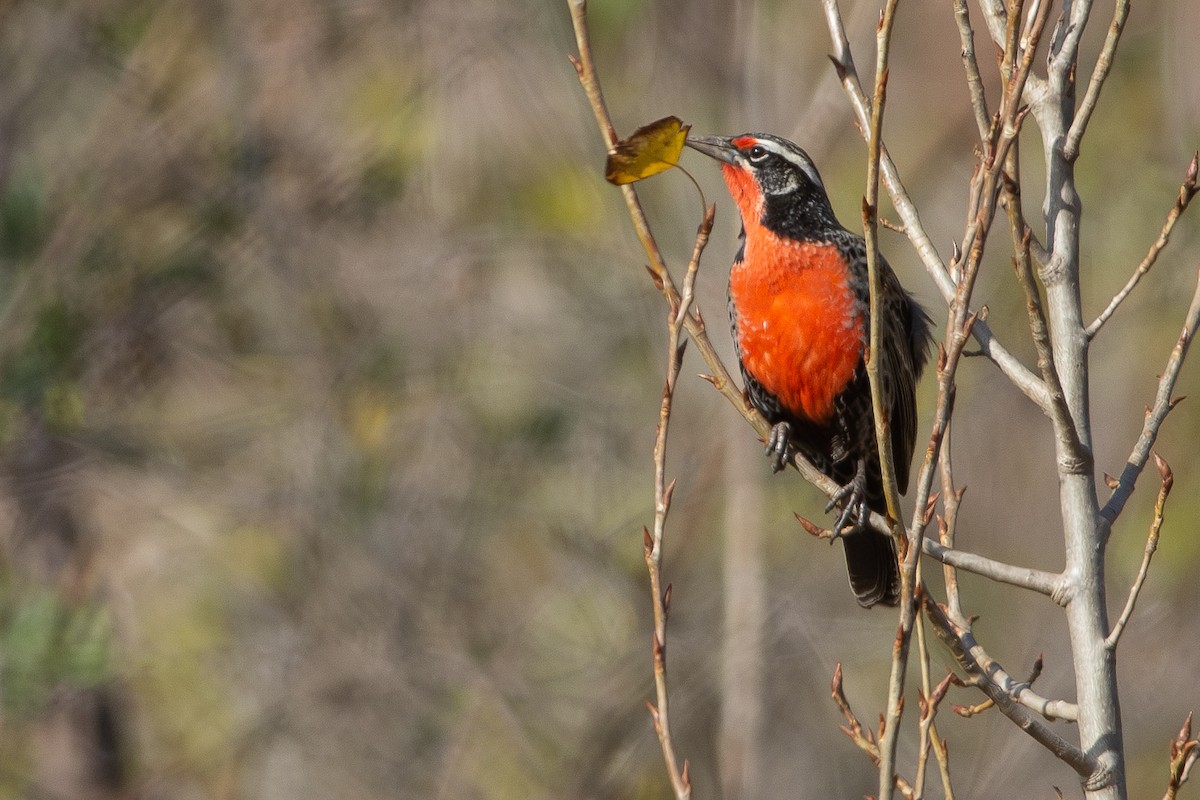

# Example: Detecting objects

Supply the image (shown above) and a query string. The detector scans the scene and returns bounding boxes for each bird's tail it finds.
[842,530,900,608]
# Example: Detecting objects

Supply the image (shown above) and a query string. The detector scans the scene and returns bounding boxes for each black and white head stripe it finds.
[730,134,826,196]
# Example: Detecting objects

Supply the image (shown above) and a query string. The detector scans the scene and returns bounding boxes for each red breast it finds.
[722,160,864,424]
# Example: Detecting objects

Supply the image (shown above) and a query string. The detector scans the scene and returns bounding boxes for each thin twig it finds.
[1063,0,1130,161]
[914,614,956,800]
[864,1,904,528]
[831,664,916,800]
[642,208,713,800]
[953,0,991,141]
[913,609,933,798]
[953,0,1051,317]
[1105,453,1173,650]
[1087,153,1200,339]
[861,6,917,797]
[567,3,702,795]
[1101,262,1200,526]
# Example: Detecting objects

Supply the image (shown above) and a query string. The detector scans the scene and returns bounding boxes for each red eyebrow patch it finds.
[731,135,759,149]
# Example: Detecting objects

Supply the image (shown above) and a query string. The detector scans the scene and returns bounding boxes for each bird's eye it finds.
[747,145,768,161]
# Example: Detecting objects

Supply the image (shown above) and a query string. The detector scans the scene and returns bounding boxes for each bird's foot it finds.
[764,422,794,474]
[824,461,870,538]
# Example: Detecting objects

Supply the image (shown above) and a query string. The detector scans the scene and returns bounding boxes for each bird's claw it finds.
[765,422,793,474]
[824,462,870,538]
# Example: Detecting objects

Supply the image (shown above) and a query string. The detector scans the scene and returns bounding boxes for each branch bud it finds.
[1154,452,1174,493]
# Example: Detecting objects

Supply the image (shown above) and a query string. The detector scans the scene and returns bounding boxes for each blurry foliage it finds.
[0,0,1192,798]
[0,178,49,264]
[0,588,114,716]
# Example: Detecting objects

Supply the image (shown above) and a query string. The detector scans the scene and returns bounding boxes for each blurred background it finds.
[0,0,1197,798]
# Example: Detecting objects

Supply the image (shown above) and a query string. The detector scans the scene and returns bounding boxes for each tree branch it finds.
[1105,453,1172,650]
[922,539,1060,596]
[831,664,916,800]
[950,651,1079,723]
[1063,0,1130,162]
[953,0,991,141]
[914,618,956,800]
[1101,262,1200,526]
[1087,153,1200,339]
[924,595,1098,778]
[859,6,917,798]
[642,211,711,800]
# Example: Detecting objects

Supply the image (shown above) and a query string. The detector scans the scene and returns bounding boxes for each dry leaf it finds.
[605,116,689,185]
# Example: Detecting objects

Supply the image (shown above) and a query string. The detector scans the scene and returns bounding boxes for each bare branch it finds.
[925,595,1099,779]
[1004,153,1089,469]
[937,443,967,623]
[1087,153,1200,339]
[1102,262,1200,526]
[1105,453,1173,650]
[859,7,917,798]
[914,616,956,800]
[1046,0,1095,101]
[953,0,991,141]
[949,652,1077,722]
[831,664,916,800]
[922,539,1060,596]
[1063,0,1130,161]
[567,4,705,795]
[640,207,712,800]
[864,7,905,531]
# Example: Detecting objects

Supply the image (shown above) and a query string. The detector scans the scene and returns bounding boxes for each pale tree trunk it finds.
[719,429,765,800]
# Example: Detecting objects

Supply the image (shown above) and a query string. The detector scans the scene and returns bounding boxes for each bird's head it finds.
[685,133,839,236]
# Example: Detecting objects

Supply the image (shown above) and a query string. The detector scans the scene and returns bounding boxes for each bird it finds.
[685,132,932,607]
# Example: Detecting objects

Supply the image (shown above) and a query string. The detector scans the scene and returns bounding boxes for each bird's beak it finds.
[685,134,738,164]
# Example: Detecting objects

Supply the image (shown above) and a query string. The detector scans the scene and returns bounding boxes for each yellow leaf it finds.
[604,116,690,185]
